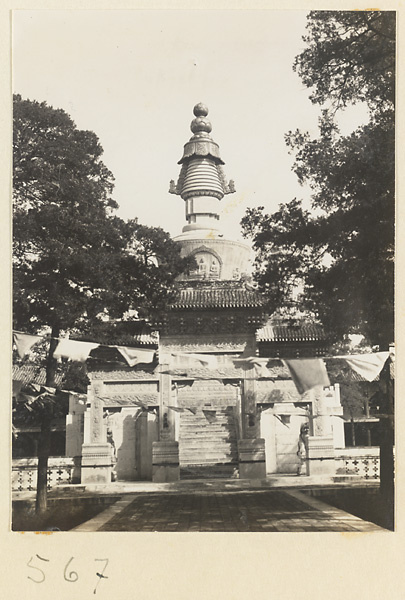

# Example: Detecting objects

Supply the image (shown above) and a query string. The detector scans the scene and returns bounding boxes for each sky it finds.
[12,9,368,240]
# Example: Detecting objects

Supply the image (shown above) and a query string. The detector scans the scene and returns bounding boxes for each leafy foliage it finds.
[294,11,395,113]
[242,11,395,349]
[13,95,192,380]
[13,95,191,510]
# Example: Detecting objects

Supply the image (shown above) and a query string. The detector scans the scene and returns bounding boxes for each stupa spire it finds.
[169,104,235,232]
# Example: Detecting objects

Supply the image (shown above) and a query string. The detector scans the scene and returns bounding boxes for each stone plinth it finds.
[81,443,113,484]
[152,441,180,482]
[307,435,335,476]
[238,438,266,479]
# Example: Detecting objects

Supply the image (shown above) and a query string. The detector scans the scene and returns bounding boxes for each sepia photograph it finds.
[11,8,395,536]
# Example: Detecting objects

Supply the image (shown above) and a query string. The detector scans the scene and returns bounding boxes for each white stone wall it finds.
[259,382,344,474]
[261,408,308,474]
[106,408,158,481]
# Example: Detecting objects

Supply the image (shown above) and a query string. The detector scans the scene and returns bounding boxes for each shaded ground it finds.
[304,487,394,530]
[12,495,118,531]
[92,489,382,532]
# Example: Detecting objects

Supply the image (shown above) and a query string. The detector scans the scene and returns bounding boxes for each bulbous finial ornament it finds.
[193,103,209,117]
[190,117,212,134]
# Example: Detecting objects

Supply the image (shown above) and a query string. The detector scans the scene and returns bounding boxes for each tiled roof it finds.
[12,364,64,387]
[70,325,158,347]
[171,286,265,310]
[257,323,327,343]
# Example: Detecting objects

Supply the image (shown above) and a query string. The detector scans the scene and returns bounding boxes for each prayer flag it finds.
[233,356,273,378]
[13,332,42,358]
[343,352,389,382]
[283,358,330,394]
[169,352,219,368]
[115,346,155,367]
[54,339,99,362]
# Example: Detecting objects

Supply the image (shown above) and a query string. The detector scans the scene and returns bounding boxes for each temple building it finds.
[67,104,345,484]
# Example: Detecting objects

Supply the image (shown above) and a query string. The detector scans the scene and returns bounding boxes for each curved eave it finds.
[169,287,266,311]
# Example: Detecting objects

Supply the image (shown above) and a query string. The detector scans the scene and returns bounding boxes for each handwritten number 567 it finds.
[27,556,109,593]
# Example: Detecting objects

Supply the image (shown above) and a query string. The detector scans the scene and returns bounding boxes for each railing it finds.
[12,457,81,492]
[334,448,380,480]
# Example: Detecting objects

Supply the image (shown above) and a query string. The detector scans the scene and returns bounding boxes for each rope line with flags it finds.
[13,329,393,394]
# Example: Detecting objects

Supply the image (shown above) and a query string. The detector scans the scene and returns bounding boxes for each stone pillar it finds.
[260,408,277,474]
[238,368,266,479]
[65,394,86,457]
[325,384,345,448]
[81,382,113,484]
[152,363,180,482]
[65,394,86,483]
[306,385,335,477]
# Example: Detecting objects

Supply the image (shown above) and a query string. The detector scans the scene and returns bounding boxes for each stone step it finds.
[180,432,237,439]
[180,453,238,463]
[180,424,234,430]
[180,447,237,453]
[180,419,233,427]
[180,459,239,469]
[180,445,238,454]
[179,437,238,446]
[178,406,238,475]
[181,408,235,412]
[181,414,234,419]
[180,423,233,431]
[180,451,237,459]
[180,465,239,480]
[179,439,237,447]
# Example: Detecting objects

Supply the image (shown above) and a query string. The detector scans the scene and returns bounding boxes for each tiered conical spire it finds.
[170,104,235,232]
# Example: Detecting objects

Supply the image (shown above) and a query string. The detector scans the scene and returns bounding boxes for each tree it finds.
[293,11,395,113]
[13,95,191,512]
[241,11,395,349]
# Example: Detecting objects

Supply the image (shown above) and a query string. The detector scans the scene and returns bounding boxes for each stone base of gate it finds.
[238,438,266,479]
[81,443,113,484]
[307,435,336,476]
[152,441,180,482]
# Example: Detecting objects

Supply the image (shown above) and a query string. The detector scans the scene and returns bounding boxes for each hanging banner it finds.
[283,358,330,394]
[169,352,219,368]
[232,356,274,378]
[12,380,23,397]
[54,339,99,362]
[13,332,42,359]
[115,346,155,367]
[342,352,389,382]
[167,405,185,413]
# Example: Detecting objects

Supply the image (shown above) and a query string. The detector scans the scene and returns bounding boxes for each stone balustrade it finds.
[12,456,81,492]
[334,447,380,479]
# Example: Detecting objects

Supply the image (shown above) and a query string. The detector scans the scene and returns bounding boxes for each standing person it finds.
[297,423,309,476]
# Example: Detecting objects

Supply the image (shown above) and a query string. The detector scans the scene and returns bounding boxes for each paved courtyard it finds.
[73,488,384,532]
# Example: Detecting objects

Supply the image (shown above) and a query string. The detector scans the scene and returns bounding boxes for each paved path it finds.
[73,488,383,532]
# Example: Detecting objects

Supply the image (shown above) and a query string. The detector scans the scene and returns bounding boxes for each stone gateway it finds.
[67,104,344,484]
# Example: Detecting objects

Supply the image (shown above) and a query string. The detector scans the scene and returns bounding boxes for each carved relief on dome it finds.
[187,247,222,280]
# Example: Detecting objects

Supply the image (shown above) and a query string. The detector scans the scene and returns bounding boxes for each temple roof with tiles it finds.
[170,281,265,310]
[256,322,327,343]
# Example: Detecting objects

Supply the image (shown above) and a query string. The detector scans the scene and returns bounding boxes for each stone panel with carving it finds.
[97,393,159,407]
[89,369,159,381]
[177,379,238,409]
[104,382,158,393]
